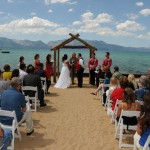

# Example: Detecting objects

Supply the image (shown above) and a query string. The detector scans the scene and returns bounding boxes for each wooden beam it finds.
[69,33,97,51]
[53,50,56,82]
[62,46,88,49]
[57,49,60,78]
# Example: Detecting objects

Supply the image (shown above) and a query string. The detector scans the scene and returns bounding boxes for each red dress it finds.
[45,62,53,77]
[34,60,40,71]
[110,88,124,110]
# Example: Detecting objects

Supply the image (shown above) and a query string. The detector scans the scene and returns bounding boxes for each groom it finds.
[76,53,84,88]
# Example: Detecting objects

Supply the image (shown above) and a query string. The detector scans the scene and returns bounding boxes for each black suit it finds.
[23,73,45,105]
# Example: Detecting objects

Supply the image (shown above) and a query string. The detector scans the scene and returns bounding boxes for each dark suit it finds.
[23,73,45,105]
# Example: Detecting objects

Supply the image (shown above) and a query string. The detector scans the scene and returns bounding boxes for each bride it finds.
[54,54,70,89]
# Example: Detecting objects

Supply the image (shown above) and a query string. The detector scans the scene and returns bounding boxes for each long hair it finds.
[34,54,39,60]
[139,92,150,131]
[128,74,137,89]
[46,54,51,64]
[123,87,135,107]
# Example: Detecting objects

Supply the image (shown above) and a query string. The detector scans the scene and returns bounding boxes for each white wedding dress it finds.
[54,61,70,89]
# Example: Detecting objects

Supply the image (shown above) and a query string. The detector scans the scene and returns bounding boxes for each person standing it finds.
[102,52,112,73]
[54,54,70,89]
[45,54,53,92]
[88,52,98,85]
[69,53,78,85]
[34,54,40,71]
[76,53,84,88]
[18,56,25,68]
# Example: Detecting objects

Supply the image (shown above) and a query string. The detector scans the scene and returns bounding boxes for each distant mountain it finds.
[0,37,150,52]
[0,37,49,49]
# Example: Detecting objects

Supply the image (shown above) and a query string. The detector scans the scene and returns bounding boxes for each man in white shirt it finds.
[19,64,27,81]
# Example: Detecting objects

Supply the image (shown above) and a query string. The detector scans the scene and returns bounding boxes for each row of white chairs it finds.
[98,84,150,149]
[0,95,33,150]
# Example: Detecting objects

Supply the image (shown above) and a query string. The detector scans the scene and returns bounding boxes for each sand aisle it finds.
[15,80,132,150]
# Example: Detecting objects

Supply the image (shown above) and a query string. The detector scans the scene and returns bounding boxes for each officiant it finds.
[69,53,78,85]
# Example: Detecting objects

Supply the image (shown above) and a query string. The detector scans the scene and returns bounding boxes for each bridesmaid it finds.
[45,54,53,92]
[34,54,40,71]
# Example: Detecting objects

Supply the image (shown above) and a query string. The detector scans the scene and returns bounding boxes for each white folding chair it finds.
[136,100,144,106]
[99,84,110,105]
[40,77,47,95]
[142,135,150,150]
[110,99,122,125]
[114,110,140,148]
[25,96,31,112]
[22,86,40,112]
[0,110,22,150]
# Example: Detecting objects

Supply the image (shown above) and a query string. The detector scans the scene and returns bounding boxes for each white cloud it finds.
[8,0,14,3]
[30,12,36,16]
[0,17,59,35]
[0,12,4,15]
[136,2,144,7]
[51,27,72,35]
[116,20,145,31]
[68,1,77,5]
[45,0,70,5]
[68,8,73,12]
[137,32,150,40]
[48,9,53,13]
[73,21,82,26]
[139,9,150,16]
[81,11,93,20]
[96,13,113,23]
[127,13,139,20]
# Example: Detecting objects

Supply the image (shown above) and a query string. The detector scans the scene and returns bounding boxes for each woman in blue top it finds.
[134,92,150,150]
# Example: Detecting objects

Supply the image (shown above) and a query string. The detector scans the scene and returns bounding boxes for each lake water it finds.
[0,48,150,74]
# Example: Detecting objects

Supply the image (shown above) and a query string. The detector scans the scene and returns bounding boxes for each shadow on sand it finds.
[37,105,58,113]
[15,130,55,149]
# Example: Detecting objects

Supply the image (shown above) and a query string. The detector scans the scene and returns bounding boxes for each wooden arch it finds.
[51,33,97,82]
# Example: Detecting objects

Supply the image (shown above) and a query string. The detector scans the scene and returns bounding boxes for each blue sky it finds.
[0,0,150,47]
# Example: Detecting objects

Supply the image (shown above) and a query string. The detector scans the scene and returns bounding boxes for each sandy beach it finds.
[15,78,133,150]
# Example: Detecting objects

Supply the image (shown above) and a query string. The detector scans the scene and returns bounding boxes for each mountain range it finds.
[0,37,150,52]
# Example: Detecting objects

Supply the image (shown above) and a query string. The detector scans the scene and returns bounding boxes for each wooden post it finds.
[53,50,56,83]
[89,49,91,84]
[57,49,60,78]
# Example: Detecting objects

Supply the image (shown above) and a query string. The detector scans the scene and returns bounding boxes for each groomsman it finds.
[76,53,84,88]
[102,52,112,73]
[88,52,98,85]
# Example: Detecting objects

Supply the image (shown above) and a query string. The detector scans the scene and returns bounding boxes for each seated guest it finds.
[2,64,12,80]
[23,64,46,107]
[90,71,111,96]
[0,77,34,135]
[134,93,150,150]
[110,76,129,110]
[106,77,118,99]
[112,66,122,80]
[11,69,19,78]
[116,87,141,121]
[0,69,10,95]
[128,74,139,90]
[135,75,147,101]
[0,126,13,150]
[19,64,27,81]
[95,65,105,87]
